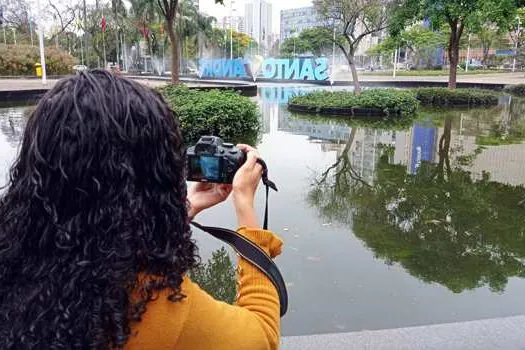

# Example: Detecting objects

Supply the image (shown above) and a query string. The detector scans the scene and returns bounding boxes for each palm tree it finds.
[177,0,215,71]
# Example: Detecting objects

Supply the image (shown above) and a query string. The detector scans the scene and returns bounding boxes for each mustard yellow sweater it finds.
[125,227,283,350]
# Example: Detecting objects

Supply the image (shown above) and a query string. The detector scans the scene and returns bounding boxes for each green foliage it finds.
[0,44,76,75]
[160,85,260,144]
[392,0,518,87]
[476,135,524,145]
[289,89,420,117]
[280,27,340,56]
[208,28,258,58]
[504,84,525,96]
[414,88,500,107]
[308,117,525,293]
[190,247,236,304]
[368,25,447,55]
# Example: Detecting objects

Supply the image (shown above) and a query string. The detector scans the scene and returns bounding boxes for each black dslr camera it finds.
[187,136,246,184]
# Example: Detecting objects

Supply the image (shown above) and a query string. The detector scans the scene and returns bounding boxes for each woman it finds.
[0,70,282,349]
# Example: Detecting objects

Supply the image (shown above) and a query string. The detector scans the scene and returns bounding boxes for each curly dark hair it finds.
[0,70,199,349]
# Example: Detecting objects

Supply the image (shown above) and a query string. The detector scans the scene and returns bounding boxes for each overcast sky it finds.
[199,0,314,33]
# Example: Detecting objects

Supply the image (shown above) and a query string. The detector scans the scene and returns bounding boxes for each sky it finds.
[198,0,314,34]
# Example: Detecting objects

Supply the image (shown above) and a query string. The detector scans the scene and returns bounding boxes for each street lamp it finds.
[466,33,471,72]
[36,0,47,84]
[230,0,235,60]
[513,16,521,73]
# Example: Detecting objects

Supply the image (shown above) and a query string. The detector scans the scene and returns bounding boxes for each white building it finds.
[245,0,273,52]
[280,6,326,42]
[215,15,245,33]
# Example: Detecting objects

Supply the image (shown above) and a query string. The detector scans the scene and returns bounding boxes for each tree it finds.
[393,0,517,88]
[280,27,334,57]
[475,25,506,66]
[314,0,397,95]
[368,25,447,68]
[308,112,525,293]
[206,28,257,58]
[0,0,35,44]
[156,0,224,83]
[47,1,77,48]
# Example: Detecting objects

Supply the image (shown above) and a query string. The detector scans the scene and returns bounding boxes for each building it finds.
[215,16,245,33]
[245,0,273,51]
[280,6,325,42]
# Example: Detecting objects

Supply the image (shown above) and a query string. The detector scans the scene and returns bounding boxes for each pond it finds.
[1,86,524,337]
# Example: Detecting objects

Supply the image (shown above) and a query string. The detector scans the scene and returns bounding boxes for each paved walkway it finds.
[0,72,524,92]
[281,315,525,350]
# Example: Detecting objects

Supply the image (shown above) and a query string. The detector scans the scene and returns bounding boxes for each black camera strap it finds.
[191,159,287,317]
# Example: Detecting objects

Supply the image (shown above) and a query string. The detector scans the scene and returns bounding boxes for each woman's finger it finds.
[236,144,256,153]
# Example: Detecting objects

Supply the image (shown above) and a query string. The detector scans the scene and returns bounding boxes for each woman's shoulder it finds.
[125,277,194,349]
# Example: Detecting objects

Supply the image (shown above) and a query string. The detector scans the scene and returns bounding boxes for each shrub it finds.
[160,85,260,145]
[0,44,76,76]
[288,89,419,117]
[503,84,525,97]
[414,87,500,107]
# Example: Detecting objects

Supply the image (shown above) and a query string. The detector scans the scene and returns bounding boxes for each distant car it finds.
[73,65,88,73]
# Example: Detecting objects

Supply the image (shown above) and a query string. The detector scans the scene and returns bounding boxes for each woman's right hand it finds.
[232,144,263,228]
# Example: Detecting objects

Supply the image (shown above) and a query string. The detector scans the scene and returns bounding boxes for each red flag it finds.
[101,16,106,32]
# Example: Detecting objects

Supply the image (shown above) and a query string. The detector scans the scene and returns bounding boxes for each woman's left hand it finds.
[187,182,233,219]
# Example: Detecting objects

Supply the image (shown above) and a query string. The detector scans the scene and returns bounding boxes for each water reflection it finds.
[2,91,525,335]
[308,104,525,293]
[0,107,28,147]
[190,247,236,304]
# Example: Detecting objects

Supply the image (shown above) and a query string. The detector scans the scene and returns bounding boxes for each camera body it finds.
[187,136,246,184]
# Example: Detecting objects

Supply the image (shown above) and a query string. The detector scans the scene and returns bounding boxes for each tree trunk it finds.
[447,22,463,89]
[436,117,453,180]
[448,31,459,89]
[345,51,361,95]
[482,45,489,66]
[166,18,180,83]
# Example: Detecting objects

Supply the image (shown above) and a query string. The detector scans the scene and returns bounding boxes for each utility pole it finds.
[513,16,521,73]
[36,0,47,84]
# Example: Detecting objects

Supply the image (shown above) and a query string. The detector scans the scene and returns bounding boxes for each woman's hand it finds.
[232,144,263,228]
[187,183,232,219]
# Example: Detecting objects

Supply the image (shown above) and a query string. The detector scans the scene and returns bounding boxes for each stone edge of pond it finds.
[288,103,394,117]
[281,315,525,350]
[0,78,258,103]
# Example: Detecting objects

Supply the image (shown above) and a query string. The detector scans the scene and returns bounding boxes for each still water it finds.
[1,86,524,337]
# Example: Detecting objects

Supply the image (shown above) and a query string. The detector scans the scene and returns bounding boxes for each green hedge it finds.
[414,88,500,107]
[503,84,525,97]
[288,89,420,117]
[160,85,260,144]
[0,44,76,75]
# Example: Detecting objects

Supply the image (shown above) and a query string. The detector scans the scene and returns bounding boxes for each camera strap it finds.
[191,159,287,317]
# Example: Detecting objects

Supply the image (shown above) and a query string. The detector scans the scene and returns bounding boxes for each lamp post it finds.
[230,0,235,60]
[36,0,47,84]
[513,16,521,73]
[466,33,471,72]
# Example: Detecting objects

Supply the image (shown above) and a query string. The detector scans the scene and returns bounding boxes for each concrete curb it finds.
[281,315,525,350]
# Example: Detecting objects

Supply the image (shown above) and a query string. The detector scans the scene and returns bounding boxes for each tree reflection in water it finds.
[309,114,525,294]
[190,247,236,304]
